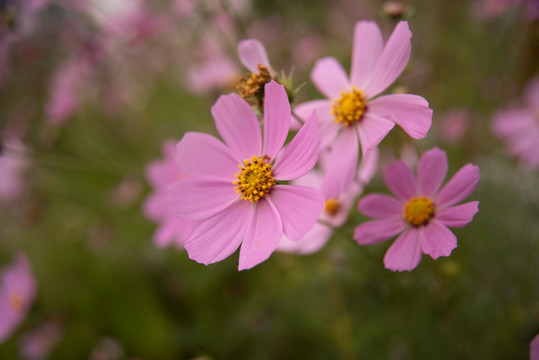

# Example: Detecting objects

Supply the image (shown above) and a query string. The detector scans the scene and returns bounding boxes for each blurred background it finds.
[0,0,538,359]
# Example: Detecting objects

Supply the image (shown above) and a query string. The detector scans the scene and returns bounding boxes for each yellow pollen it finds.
[236,64,275,107]
[403,196,435,227]
[331,86,368,126]
[9,292,25,313]
[324,198,340,216]
[233,155,275,203]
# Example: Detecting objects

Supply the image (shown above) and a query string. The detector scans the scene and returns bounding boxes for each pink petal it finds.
[238,198,282,270]
[320,128,358,199]
[167,178,237,221]
[354,218,407,245]
[294,100,339,150]
[383,228,422,271]
[153,217,198,248]
[238,39,270,73]
[294,100,331,122]
[291,168,323,189]
[368,94,432,139]
[175,132,239,179]
[357,147,380,185]
[311,57,350,99]
[383,160,417,201]
[350,21,383,89]
[435,201,479,228]
[185,201,251,265]
[358,193,403,218]
[262,81,290,159]
[143,193,166,221]
[365,21,412,97]
[277,224,332,255]
[211,93,261,160]
[273,111,319,180]
[416,147,448,197]
[420,221,457,260]
[357,113,395,159]
[435,164,480,207]
[268,185,324,241]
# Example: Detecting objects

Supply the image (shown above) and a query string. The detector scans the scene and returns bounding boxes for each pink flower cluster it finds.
[144,20,480,272]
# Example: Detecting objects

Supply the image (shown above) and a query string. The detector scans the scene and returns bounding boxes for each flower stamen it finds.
[236,64,275,107]
[331,86,367,126]
[233,155,275,203]
[403,196,435,227]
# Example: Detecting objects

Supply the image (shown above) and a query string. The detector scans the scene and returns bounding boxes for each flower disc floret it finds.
[233,155,275,203]
[403,196,435,226]
[324,198,340,216]
[9,293,25,313]
[331,86,367,126]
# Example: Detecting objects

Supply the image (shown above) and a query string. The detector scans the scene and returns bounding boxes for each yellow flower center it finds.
[236,64,274,107]
[331,86,368,126]
[403,196,435,227]
[324,198,340,216]
[9,292,25,313]
[233,155,275,203]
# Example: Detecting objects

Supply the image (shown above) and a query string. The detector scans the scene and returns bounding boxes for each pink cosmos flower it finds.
[492,75,539,169]
[143,140,198,248]
[294,20,432,199]
[0,253,37,344]
[278,148,379,255]
[354,147,480,271]
[168,81,324,270]
[531,334,539,360]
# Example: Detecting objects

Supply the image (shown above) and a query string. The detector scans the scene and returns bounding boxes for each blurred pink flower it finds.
[470,0,538,20]
[278,148,379,255]
[0,136,28,202]
[85,0,158,41]
[295,21,432,199]
[19,320,62,360]
[173,0,197,19]
[168,81,324,270]
[0,253,37,344]
[492,75,539,169]
[531,334,539,360]
[143,140,198,248]
[292,35,323,67]
[46,55,92,126]
[354,148,480,271]
[470,0,520,19]
[440,109,470,144]
[187,35,239,95]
